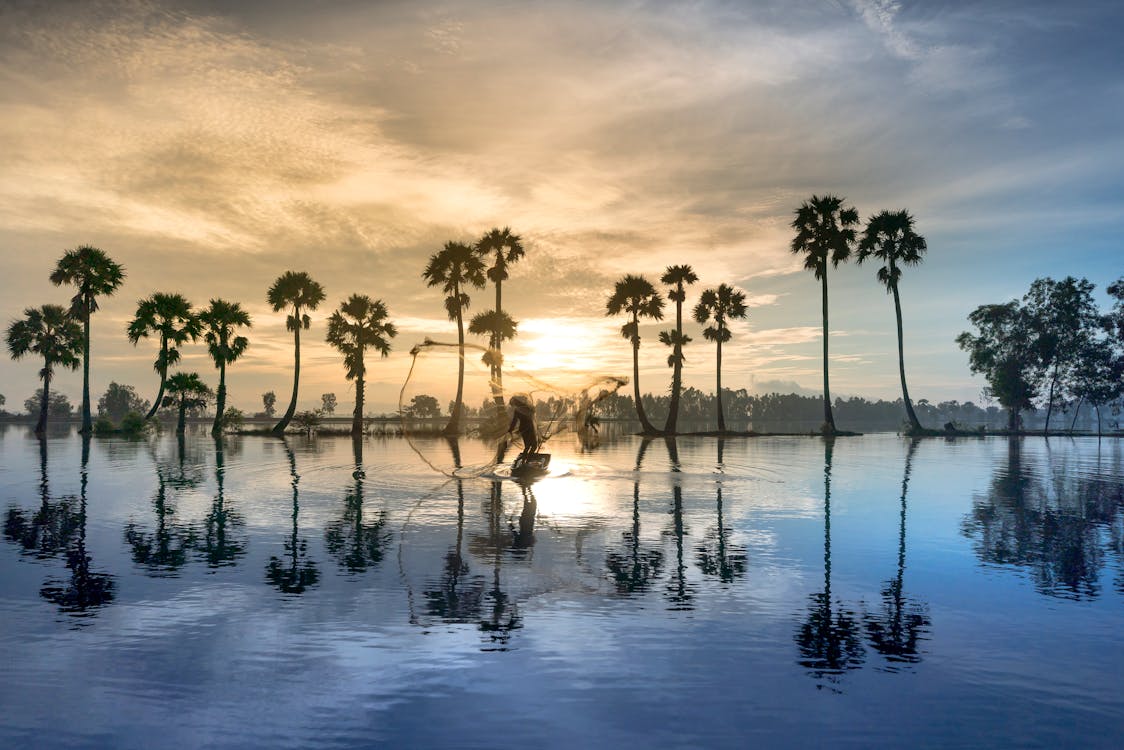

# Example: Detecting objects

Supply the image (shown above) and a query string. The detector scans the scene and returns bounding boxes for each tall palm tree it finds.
[199,299,251,436]
[6,305,83,436]
[325,294,397,436]
[468,308,517,398]
[660,265,698,434]
[693,284,748,433]
[267,271,326,436]
[49,246,126,434]
[791,194,859,434]
[126,293,201,420]
[475,227,524,403]
[162,372,212,435]
[423,242,486,435]
[857,210,928,433]
[606,274,665,434]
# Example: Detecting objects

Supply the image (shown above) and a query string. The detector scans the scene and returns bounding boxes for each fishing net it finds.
[399,339,627,478]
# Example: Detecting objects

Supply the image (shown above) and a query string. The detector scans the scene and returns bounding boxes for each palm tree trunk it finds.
[821,272,836,433]
[892,283,922,432]
[494,280,504,405]
[177,402,187,435]
[211,362,226,437]
[445,291,465,436]
[353,368,365,437]
[80,312,92,434]
[632,321,656,434]
[273,316,301,435]
[146,339,168,420]
[716,338,725,433]
[37,369,51,437]
[665,292,683,434]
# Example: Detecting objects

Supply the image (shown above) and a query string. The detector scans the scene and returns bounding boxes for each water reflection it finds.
[265,440,320,594]
[605,438,664,594]
[476,477,521,649]
[198,436,247,569]
[324,436,390,574]
[695,440,748,584]
[662,438,696,611]
[124,439,198,576]
[5,439,80,558]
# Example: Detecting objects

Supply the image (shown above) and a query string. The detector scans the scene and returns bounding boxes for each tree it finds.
[49,245,126,434]
[321,393,337,416]
[126,293,201,420]
[957,301,1039,430]
[423,242,486,435]
[856,210,928,433]
[791,194,859,433]
[162,372,212,435]
[693,284,748,432]
[408,394,442,418]
[606,275,665,434]
[325,294,397,436]
[474,227,525,403]
[24,390,75,420]
[198,299,251,437]
[267,271,326,435]
[7,305,83,436]
[97,382,149,425]
[468,309,517,389]
[262,391,277,418]
[660,265,698,434]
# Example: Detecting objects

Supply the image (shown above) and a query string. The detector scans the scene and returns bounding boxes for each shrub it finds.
[121,411,150,436]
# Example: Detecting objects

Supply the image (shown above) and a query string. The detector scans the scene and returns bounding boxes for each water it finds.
[2,425,1123,749]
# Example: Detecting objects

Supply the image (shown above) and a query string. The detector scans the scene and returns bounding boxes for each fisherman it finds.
[507,394,539,457]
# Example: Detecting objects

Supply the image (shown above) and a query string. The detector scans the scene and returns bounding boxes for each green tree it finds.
[693,284,748,432]
[957,301,1039,430]
[199,299,251,436]
[7,305,83,436]
[325,294,397,436]
[408,394,442,418]
[24,390,74,420]
[126,293,201,420]
[660,265,698,434]
[857,210,928,433]
[97,382,149,425]
[474,227,525,403]
[791,194,859,434]
[321,393,337,416]
[162,372,212,435]
[262,391,277,418]
[49,246,126,434]
[606,274,665,434]
[423,242,486,435]
[267,271,326,435]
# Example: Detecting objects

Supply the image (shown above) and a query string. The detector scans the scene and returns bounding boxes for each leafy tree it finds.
[267,271,326,435]
[791,194,859,433]
[423,242,486,434]
[408,394,442,418]
[857,210,927,432]
[1070,336,1122,434]
[474,227,525,403]
[957,301,1039,430]
[126,293,201,419]
[49,245,126,433]
[321,393,337,416]
[660,265,698,434]
[606,274,665,434]
[262,390,277,418]
[693,284,748,432]
[24,390,75,421]
[97,382,149,425]
[7,305,83,436]
[162,372,212,435]
[200,299,251,437]
[325,294,396,435]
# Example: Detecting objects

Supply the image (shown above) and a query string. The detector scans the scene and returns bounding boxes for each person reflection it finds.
[863,439,930,668]
[325,434,390,574]
[476,477,521,649]
[696,440,748,584]
[197,436,247,568]
[795,436,864,686]
[265,439,320,594]
[605,438,664,594]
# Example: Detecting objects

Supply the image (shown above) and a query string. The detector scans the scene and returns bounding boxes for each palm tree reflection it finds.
[196,436,247,568]
[265,440,320,594]
[795,437,864,686]
[696,440,747,584]
[5,439,80,557]
[862,439,930,668]
[325,435,390,574]
[662,438,695,610]
[605,438,664,595]
[475,478,521,649]
[124,439,198,576]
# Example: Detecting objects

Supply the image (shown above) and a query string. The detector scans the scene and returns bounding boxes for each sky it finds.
[1,0,1122,416]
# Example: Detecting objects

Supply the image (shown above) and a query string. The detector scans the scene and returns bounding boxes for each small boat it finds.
[511,452,551,476]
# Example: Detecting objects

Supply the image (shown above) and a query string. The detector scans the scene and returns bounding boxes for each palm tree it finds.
[199,299,251,436]
[49,246,126,434]
[162,371,212,435]
[791,194,859,434]
[606,274,665,434]
[126,293,201,420]
[325,294,397,436]
[423,242,486,435]
[693,284,748,433]
[468,308,517,398]
[475,227,525,403]
[660,265,698,434]
[7,305,83,436]
[857,210,928,433]
[267,271,326,435]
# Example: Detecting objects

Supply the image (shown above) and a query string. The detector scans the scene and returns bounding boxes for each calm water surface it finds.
[2,425,1123,748]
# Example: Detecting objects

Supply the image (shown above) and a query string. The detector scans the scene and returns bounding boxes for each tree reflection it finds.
[696,439,747,584]
[423,466,486,623]
[196,436,247,568]
[325,435,390,574]
[863,439,930,668]
[5,439,80,557]
[265,440,320,594]
[474,478,521,649]
[662,438,695,610]
[605,438,664,594]
[124,440,198,576]
[795,437,864,686]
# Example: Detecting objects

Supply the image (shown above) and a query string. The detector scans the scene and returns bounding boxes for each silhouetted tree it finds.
[200,299,251,436]
[857,210,927,432]
[407,394,442,418]
[7,305,83,436]
[127,293,200,420]
[957,301,1039,430]
[468,309,517,400]
[321,392,337,415]
[606,275,665,434]
[791,195,858,433]
[660,265,698,434]
[694,284,748,432]
[262,390,277,418]
[97,382,148,425]
[325,294,397,436]
[267,271,326,435]
[49,245,126,433]
[162,372,212,435]
[475,227,525,404]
